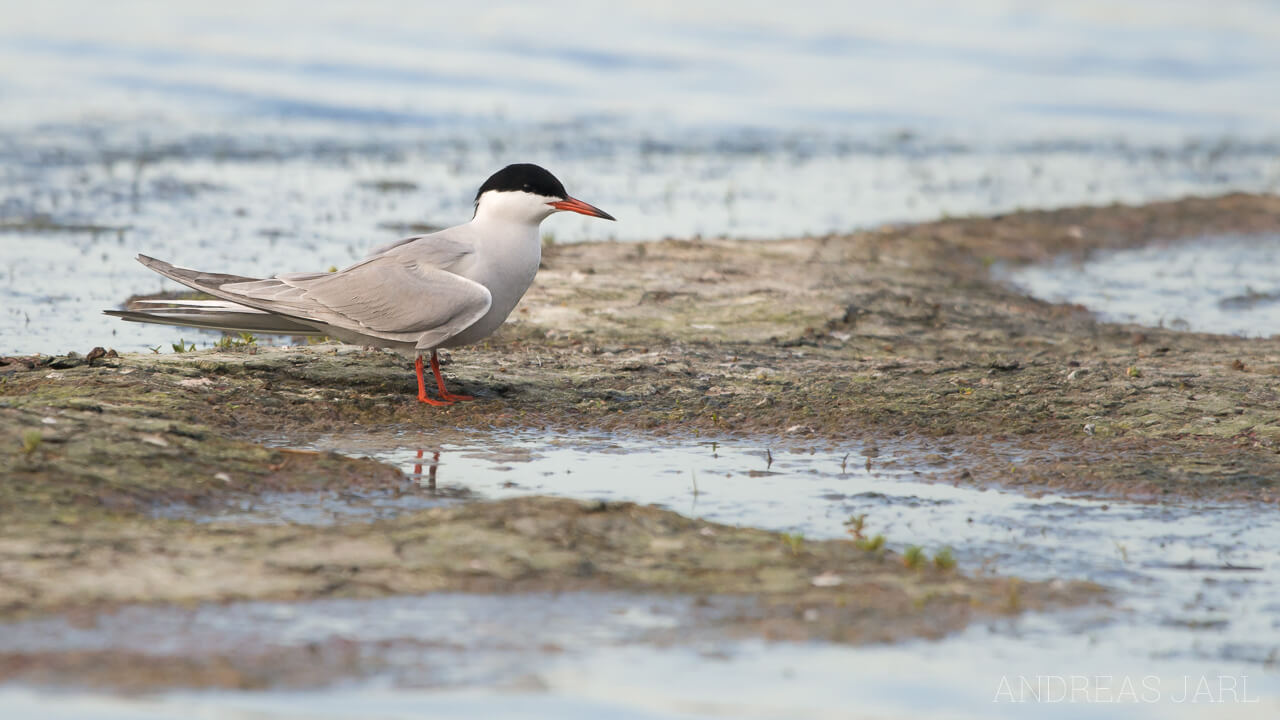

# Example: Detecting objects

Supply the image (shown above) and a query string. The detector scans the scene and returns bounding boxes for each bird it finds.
[105,163,615,406]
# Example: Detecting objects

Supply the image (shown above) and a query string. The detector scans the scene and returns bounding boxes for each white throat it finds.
[472,190,557,226]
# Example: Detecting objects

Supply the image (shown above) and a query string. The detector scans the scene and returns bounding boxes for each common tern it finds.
[105,164,615,405]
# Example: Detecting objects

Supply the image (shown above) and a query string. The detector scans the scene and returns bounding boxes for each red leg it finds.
[415,355,453,406]
[431,350,474,402]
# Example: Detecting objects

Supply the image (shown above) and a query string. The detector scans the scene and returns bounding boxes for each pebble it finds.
[811,571,844,587]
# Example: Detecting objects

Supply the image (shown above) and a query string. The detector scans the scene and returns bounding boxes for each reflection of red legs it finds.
[430,350,474,402]
[415,355,452,406]
[412,448,438,491]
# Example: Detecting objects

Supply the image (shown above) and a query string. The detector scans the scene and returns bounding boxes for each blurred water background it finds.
[2,0,1280,350]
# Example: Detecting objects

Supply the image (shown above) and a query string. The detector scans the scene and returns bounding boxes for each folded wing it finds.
[135,253,492,350]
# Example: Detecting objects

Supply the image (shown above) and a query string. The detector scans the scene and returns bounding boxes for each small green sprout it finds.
[933,547,956,571]
[781,532,805,555]
[1005,578,1022,611]
[214,332,258,349]
[21,430,42,455]
[171,339,196,353]
[855,534,885,552]
[844,514,867,539]
[903,545,925,569]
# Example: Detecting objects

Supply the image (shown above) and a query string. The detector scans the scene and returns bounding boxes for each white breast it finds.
[439,220,542,348]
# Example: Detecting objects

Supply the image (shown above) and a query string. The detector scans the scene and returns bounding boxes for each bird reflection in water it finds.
[412,449,440,491]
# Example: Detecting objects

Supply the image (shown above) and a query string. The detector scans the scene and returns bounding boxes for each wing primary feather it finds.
[129,253,492,348]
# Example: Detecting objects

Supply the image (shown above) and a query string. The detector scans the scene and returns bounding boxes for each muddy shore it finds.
[3,192,1279,686]
[10,193,1280,501]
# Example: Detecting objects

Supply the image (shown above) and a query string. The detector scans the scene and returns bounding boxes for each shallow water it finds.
[151,487,463,525]
[9,430,1275,718]
[1005,234,1280,337]
[333,432,1280,671]
[0,592,739,686]
[5,1,1280,353]
[3,621,1278,719]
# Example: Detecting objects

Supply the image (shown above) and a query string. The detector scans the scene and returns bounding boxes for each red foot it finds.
[431,351,473,402]
[414,355,454,406]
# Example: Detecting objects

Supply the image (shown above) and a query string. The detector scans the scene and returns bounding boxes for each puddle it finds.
[151,486,465,525]
[0,593,740,686]
[357,432,1280,667]
[141,433,1280,691]
[197,431,1280,670]
[3,429,1279,716]
[1004,234,1280,337]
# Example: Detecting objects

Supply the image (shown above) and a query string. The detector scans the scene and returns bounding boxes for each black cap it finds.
[474,164,567,203]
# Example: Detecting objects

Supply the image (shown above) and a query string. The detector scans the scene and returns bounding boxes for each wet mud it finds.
[0,494,1099,690]
[4,192,1279,688]
[10,193,1280,502]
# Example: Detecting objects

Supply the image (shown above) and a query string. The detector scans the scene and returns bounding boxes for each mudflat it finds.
[6,192,1279,686]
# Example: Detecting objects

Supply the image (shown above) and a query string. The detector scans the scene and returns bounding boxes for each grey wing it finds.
[229,256,492,350]
[137,254,491,350]
[367,234,424,257]
[367,227,475,263]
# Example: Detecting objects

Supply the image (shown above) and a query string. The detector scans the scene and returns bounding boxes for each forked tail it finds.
[104,299,324,336]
